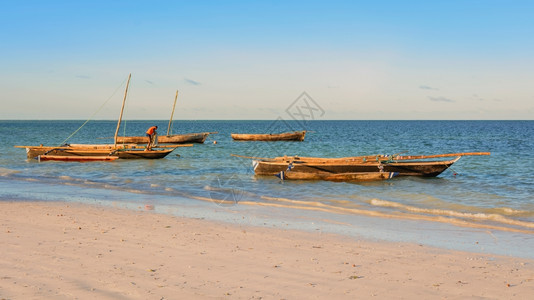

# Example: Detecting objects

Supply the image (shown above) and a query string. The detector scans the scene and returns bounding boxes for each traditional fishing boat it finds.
[233,152,490,178]
[115,91,217,144]
[19,144,177,160]
[17,144,130,159]
[231,130,306,141]
[14,74,182,160]
[115,132,215,144]
[278,170,398,182]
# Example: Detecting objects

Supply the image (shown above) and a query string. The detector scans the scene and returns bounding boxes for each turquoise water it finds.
[1,120,533,258]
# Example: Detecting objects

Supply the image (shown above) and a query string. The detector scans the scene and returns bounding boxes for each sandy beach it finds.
[1,201,533,299]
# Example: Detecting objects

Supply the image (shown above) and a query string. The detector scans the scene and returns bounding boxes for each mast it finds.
[114,73,131,146]
[167,90,179,135]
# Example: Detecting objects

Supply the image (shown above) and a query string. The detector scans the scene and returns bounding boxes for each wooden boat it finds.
[115,91,217,144]
[279,171,398,182]
[17,144,133,159]
[16,144,186,159]
[231,131,306,141]
[115,132,215,144]
[37,155,119,162]
[14,74,183,160]
[255,158,460,177]
[233,152,490,177]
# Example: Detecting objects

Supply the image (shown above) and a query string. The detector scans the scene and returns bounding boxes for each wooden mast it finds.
[167,90,179,136]
[114,73,131,146]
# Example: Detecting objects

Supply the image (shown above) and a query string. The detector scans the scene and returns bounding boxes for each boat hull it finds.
[116,132,211,144]
[254,158,460,177]
[231,131,306,141]
[115,149,174,159]
[20,145,174,159]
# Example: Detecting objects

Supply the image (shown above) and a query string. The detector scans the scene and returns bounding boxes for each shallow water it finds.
[1,120,533,258]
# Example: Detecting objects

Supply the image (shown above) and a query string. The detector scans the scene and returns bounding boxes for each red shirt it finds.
[146,126,157,135]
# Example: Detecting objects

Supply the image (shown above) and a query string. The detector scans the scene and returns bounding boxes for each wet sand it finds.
[1,201,533,299]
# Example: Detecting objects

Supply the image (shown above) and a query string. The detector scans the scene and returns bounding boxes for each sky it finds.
[1,0,533,120]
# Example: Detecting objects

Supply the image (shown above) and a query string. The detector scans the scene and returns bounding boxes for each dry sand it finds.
[1,201,533,299]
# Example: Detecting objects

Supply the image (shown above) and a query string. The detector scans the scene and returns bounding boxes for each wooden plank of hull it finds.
[254,158,460,177]
[231,131,306,141]
[37,155,118,162]
[282,171,397,182]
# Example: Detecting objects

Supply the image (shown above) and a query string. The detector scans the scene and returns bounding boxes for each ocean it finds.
[1,120,533,258]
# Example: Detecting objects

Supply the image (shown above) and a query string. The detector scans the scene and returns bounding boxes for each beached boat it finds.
[234,152,490,178]
[14,74,182,160]
[279,171,398,182]
[231,131,306,141]
[37,155,119,162]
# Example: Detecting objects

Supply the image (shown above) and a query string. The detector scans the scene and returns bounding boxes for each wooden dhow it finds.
[14,74,185,160]
[115,132,215,144]
[233,152,490,178]
[231,130,306,142]
[16,143,188,160]
[115,90,216,144]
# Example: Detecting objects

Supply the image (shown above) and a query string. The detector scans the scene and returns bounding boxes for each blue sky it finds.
[1,0,533,120]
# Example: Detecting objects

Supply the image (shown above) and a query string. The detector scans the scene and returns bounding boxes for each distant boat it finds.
[14,74,181,160]
[231,131,306,141]
[233,152,490,178]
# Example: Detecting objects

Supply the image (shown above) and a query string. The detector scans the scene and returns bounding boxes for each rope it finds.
[59,77,129,146]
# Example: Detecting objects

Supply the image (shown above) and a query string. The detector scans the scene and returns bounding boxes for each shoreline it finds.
[2,200,534,299]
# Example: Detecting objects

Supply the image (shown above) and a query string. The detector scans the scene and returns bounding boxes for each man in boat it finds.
[146,126,158,150]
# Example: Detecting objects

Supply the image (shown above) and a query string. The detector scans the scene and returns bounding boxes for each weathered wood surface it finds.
[281,171,397,182]
[17,145,177,159]
[231,131,306,141]
[37,155,118,162]
[253,157,462,177]
[115,132,214,144]
[248,152,490,164]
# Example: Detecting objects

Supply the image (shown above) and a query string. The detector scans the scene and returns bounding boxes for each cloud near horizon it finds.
[184,78,201,86]
[419,85,439,91]
[428,96,454,103]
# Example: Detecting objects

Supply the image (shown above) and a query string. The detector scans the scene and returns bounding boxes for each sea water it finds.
[1,120,533,258]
